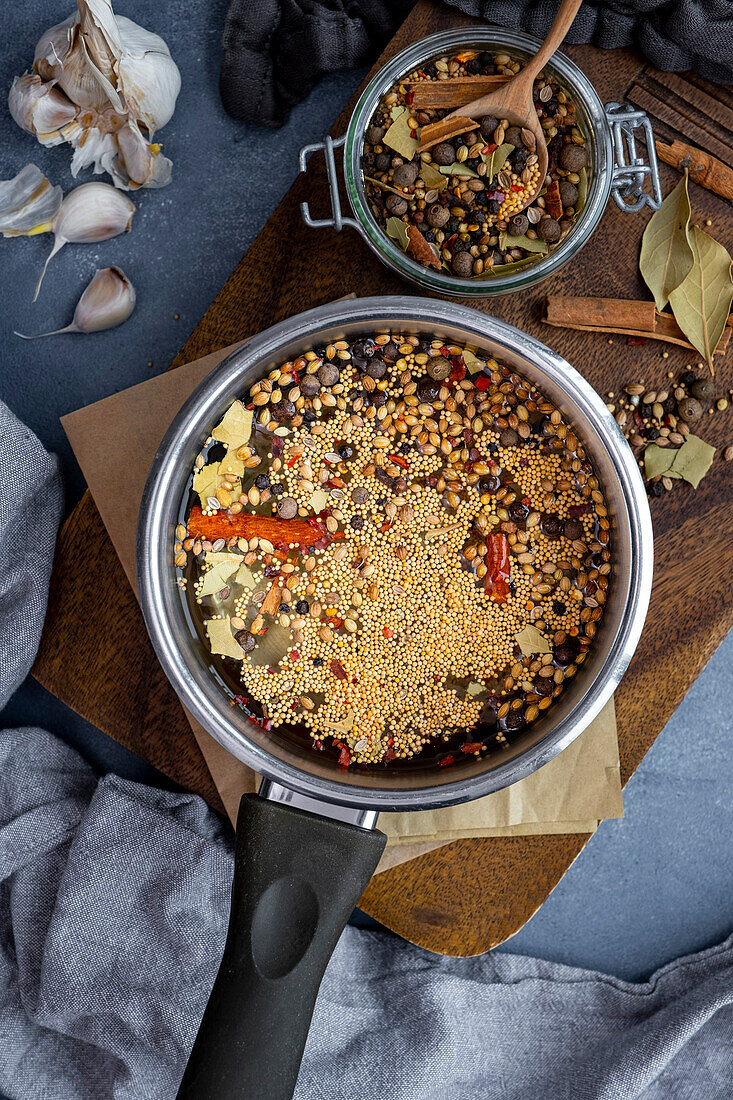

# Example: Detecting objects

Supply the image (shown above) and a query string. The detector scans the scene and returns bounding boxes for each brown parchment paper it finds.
[62,338,623,873]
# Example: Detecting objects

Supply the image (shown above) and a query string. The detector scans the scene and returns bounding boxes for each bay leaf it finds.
[324,708,356,734]
[383,109,418,160]
[385,216,410,252]
[482,141,514,183]
[199,557,241,597]
[390,105,405,121]
[192,462,223,508]
[439,161,479,178]
[639,174,693,311]
[576,167,588,214]
[669,433,716,488]
[205,616,244,659]
[668,224,733,372]
[462,348,485,374]
[514,624,551,656]
[364,176,409,199]
[212,400,253,450]
[499,233,548,255]
[247,622,292,668]
[234,561,257,589]
[466,680,487,698]
[308,488,330,513]
[474,255,540,278]
[219,451,244,480]
[643,443,676,481]
[419,160,448,190]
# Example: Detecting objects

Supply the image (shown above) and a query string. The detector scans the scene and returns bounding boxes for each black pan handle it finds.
[177,793,386,1100]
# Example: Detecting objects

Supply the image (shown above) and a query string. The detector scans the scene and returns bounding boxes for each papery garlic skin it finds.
[16,266,135,338]
[9,0,180,190]
[34,181,135,299]
[0,164,62,236]
[8,74,79,146]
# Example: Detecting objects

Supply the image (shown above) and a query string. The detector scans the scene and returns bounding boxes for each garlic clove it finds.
[8,74,78,145]
[0,164,62,236]
[17,0,180,190]
[16,265,135,338]
[34,181,135,299]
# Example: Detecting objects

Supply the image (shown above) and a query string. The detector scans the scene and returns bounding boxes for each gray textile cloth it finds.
[220,0,733,127]
[1,403,732,1099]
[0,400,63,710]
[1,725,733,1100]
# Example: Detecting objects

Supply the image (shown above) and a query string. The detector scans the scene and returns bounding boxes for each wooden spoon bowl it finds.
[418,0,583,214]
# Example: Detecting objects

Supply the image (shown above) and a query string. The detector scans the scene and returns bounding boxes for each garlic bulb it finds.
[16,266,135,338]
[0,164,62,236]
[9,0,180,191]
[34,181,135,299]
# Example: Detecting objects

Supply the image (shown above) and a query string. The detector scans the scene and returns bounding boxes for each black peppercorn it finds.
[350,515,365,530]
[295,600,309,614]
[254,473,270,489]
[338,443,354,460]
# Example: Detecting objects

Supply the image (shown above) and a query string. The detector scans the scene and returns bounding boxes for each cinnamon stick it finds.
[406,224,442,270]
[546,297,657,332]
[544,296,732,354]
[417,116,479,152]
[186,505,326,547]
[655,139,733,203]
[407,75,508,109]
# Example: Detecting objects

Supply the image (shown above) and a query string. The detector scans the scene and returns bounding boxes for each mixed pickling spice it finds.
[361,46,590,278]
[175,333,611,769]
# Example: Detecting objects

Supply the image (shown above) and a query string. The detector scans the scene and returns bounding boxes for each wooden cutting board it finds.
[33,0,733,956]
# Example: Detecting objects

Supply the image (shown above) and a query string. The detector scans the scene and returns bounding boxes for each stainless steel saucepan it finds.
[137,296,652,1100]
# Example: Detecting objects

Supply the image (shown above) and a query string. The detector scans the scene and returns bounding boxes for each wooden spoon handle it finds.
[520,0,584,84]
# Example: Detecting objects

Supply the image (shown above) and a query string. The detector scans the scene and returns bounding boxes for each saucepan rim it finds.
[137,296,652,812]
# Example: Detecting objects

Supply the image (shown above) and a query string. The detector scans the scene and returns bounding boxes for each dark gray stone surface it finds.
[1,0,730,984]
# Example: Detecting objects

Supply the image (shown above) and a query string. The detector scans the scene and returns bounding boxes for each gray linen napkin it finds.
[1,400,732,1099]
[1,724,732,1100]
[0,400,63,710]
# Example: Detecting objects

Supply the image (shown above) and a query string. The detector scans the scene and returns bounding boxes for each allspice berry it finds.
[558,180,578,207]
[366,125,385,144]
[432,142,456,166]
[392,161,418,189]
[505,125,523,147]
[558,143,587,172]
[386,193,408,216]
[451,250,474,277]
[678,397,703,422]
[426,355,452,380]
[691,377,714,402]
[426,203,450,228]
[509,213,529,237]
[318,363,339,386]
[537,215,561,243]
[479,116,499,139]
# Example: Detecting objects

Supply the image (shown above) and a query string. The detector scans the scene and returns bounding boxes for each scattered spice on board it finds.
[361,46,591,279]
[175,332,611,768]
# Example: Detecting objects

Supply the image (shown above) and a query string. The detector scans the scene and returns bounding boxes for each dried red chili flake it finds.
[261,718,272,731]
[483,533,510,602]
[511,184,523,193]
[289,650,300,662]
[337,745,351,768]
[439,345,451,357]
[382,626,394,639]
[388,453,409,469]
[326,476,346,489]
[486,189,505,203]
[271,437,284,456]
[460,742,482,754]
[449,361,466,383]
[379,521,392,534]
[330,617,344,630]
[405,89,414,104]
[567,503,592,517]
[233,694,249,707]
[475,374,491,391]
[383,747,396,762]
[468,446,481,463]
[330,658,347,680]
[286,455,299,468]
[626,336,648,346]
[438,754,455,767]
[485,142,497,153]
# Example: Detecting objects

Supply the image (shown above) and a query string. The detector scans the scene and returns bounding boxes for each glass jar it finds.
[299,27,662,298]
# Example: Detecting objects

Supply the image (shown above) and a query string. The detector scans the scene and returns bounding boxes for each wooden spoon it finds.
[418,0,584,214]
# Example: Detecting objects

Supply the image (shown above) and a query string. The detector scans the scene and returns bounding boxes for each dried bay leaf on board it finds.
[205,617,245,659]
[668,225,733,373]
[385,216,410,252]
[669,434,716,487]
[515,624,551,656]
[383,108,418,160]
[644,443,676,481]
[640,174,693,311]
[212,400,252,449]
